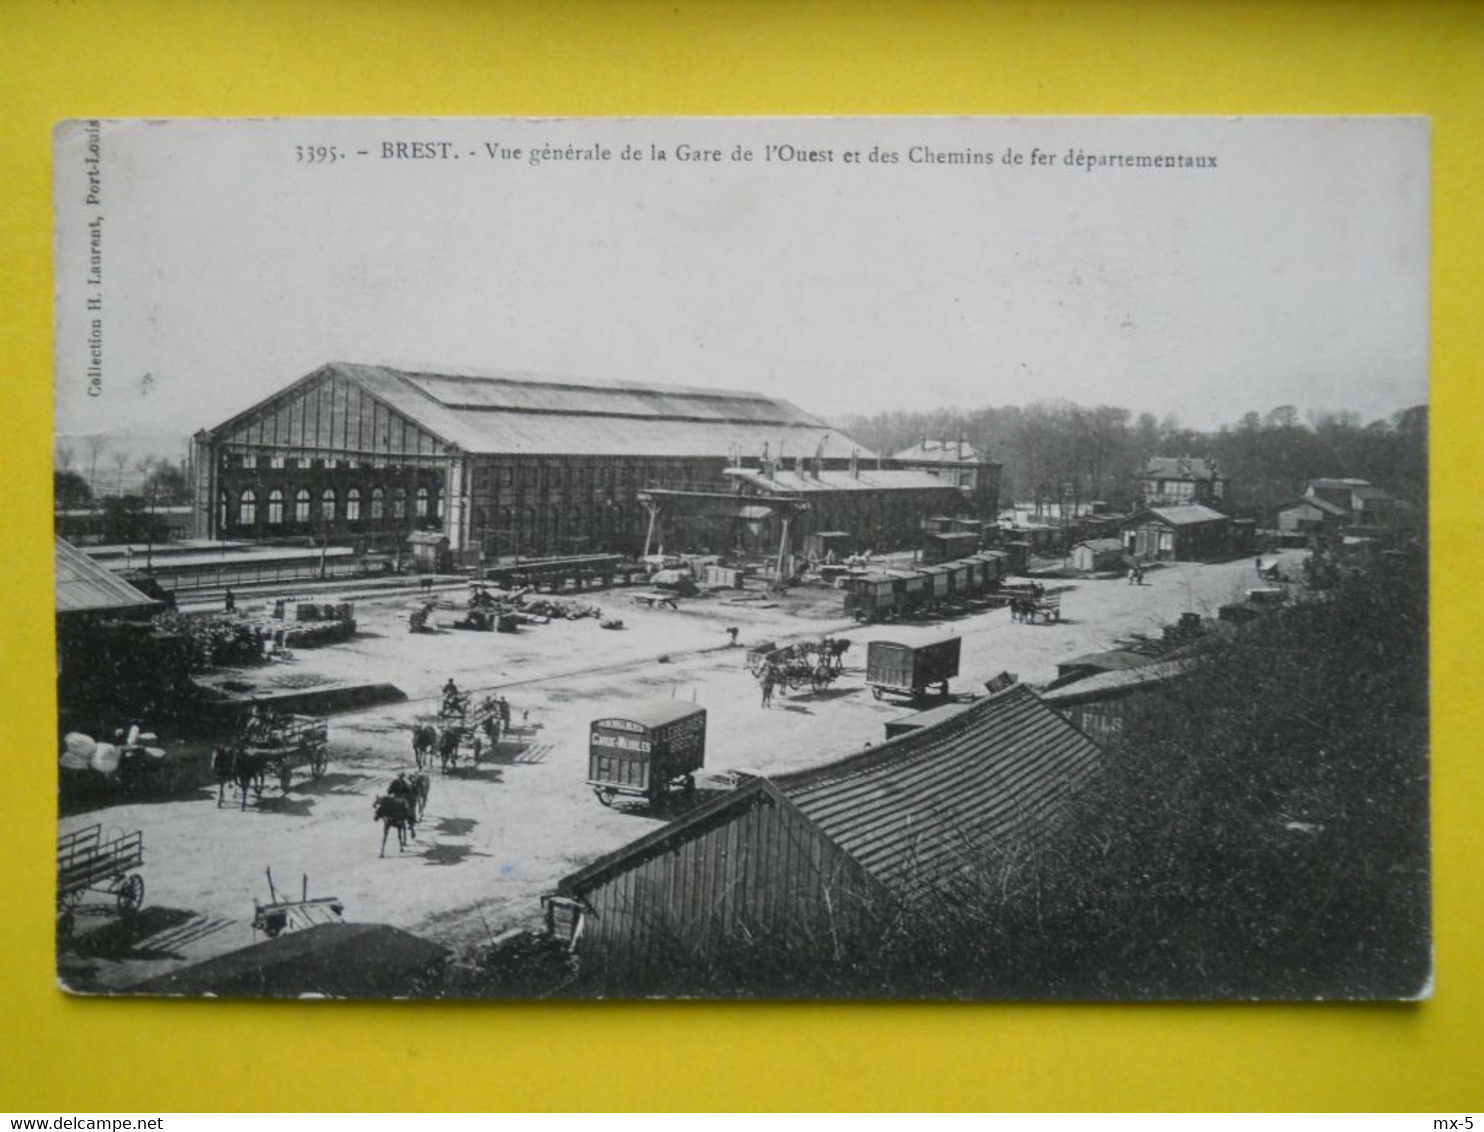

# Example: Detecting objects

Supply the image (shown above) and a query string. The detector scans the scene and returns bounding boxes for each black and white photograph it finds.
[51,116,1430,1001]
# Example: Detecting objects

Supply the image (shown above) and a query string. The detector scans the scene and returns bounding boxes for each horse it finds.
[821,637,851,673]
[408,772,430,821]
[214,743,270,810]
[438,726,462,774]
[411,724,438,770]
[373,794,417,856]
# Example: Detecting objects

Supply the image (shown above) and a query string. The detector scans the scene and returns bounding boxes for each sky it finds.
[53,116,1429,457]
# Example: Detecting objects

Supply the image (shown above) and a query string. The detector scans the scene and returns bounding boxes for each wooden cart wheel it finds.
[872,686,884,701]
[117,874,145,918]
[594,787,615,807]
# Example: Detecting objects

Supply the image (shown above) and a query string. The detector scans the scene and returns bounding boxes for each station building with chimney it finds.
[192,361,976,567]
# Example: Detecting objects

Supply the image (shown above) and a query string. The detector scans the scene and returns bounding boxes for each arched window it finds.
[239,489,257,526]
[416,486,429,518]
[218,490,228,529]
[267,489,284,525]
[321,488,336,522]
[394,487,407,519]
[346,487,361,522]
[295,488,311,523]
[370,487,384,521]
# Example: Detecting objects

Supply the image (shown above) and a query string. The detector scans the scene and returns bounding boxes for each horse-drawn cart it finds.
[57,825,145,939]
[748,638,850,695]
[416,694,509,773]
[865,636,962,701]
[218,712,330,808]
[247,713,330,790]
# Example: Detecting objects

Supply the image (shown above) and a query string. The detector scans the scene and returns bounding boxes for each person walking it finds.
[761,665,776,709]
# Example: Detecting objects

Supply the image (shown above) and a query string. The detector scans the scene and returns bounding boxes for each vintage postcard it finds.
[51,117,1430,1000]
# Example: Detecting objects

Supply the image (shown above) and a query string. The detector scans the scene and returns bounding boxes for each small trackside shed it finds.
[1070,538,1126,573]
[1121,504,1231,562]
[545,685,1102,986]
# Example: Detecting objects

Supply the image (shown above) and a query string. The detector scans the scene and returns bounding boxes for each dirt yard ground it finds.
[58,549,1303,991]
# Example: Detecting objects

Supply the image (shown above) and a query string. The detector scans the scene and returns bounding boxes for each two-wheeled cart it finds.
[56,825,145,939]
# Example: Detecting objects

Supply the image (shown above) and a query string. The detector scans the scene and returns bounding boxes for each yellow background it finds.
[2,0,1480,1112]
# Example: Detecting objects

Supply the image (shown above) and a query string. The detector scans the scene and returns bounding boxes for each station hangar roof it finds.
[725,466,957,495]
[891,438,990,464]
[555,684,1102,904]
[208,360,875,461]
[54,537,164,617]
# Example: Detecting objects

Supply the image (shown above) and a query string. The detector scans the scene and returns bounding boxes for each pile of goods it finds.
[59,727,167,779]
[154,611,262,670]
[518,596,604,621]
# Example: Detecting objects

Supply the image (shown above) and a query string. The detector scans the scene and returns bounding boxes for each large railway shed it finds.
[192,361,990,567]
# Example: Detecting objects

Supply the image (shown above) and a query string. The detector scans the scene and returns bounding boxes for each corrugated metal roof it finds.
[55,538,163,616]
[891,440,983,463]
[291,362,877,460]
[775,685,1101,895]
[729,468,956,495]
[1144,504,1229,527]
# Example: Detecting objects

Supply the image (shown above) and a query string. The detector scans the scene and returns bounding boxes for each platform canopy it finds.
[54,537,163,617]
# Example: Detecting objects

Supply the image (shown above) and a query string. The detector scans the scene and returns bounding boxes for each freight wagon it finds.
[865,636,962,701]
[588,701,706,807]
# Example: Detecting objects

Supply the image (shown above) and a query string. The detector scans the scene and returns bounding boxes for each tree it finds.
[142,460,191,505]
[54,470,92,509]
[110,448,131,495]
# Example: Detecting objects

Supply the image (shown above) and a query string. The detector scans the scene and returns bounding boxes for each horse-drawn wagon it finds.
[414,692,509,773]
[216,711,330,808]
[588,701,705,807]
[749,637,851,694]
[865,636,962,701]
[56,824,145,939]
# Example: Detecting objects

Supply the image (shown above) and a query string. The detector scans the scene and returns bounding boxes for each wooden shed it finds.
[1070,538,1126,573]
[545,685,1102,986]
[1121,504,1231,562]
[404,529,451,573]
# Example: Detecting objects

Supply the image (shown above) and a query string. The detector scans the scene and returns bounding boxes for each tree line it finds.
[841,401,1428,516]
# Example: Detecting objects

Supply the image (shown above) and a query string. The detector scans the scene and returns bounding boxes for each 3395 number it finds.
[296,145,342,164]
